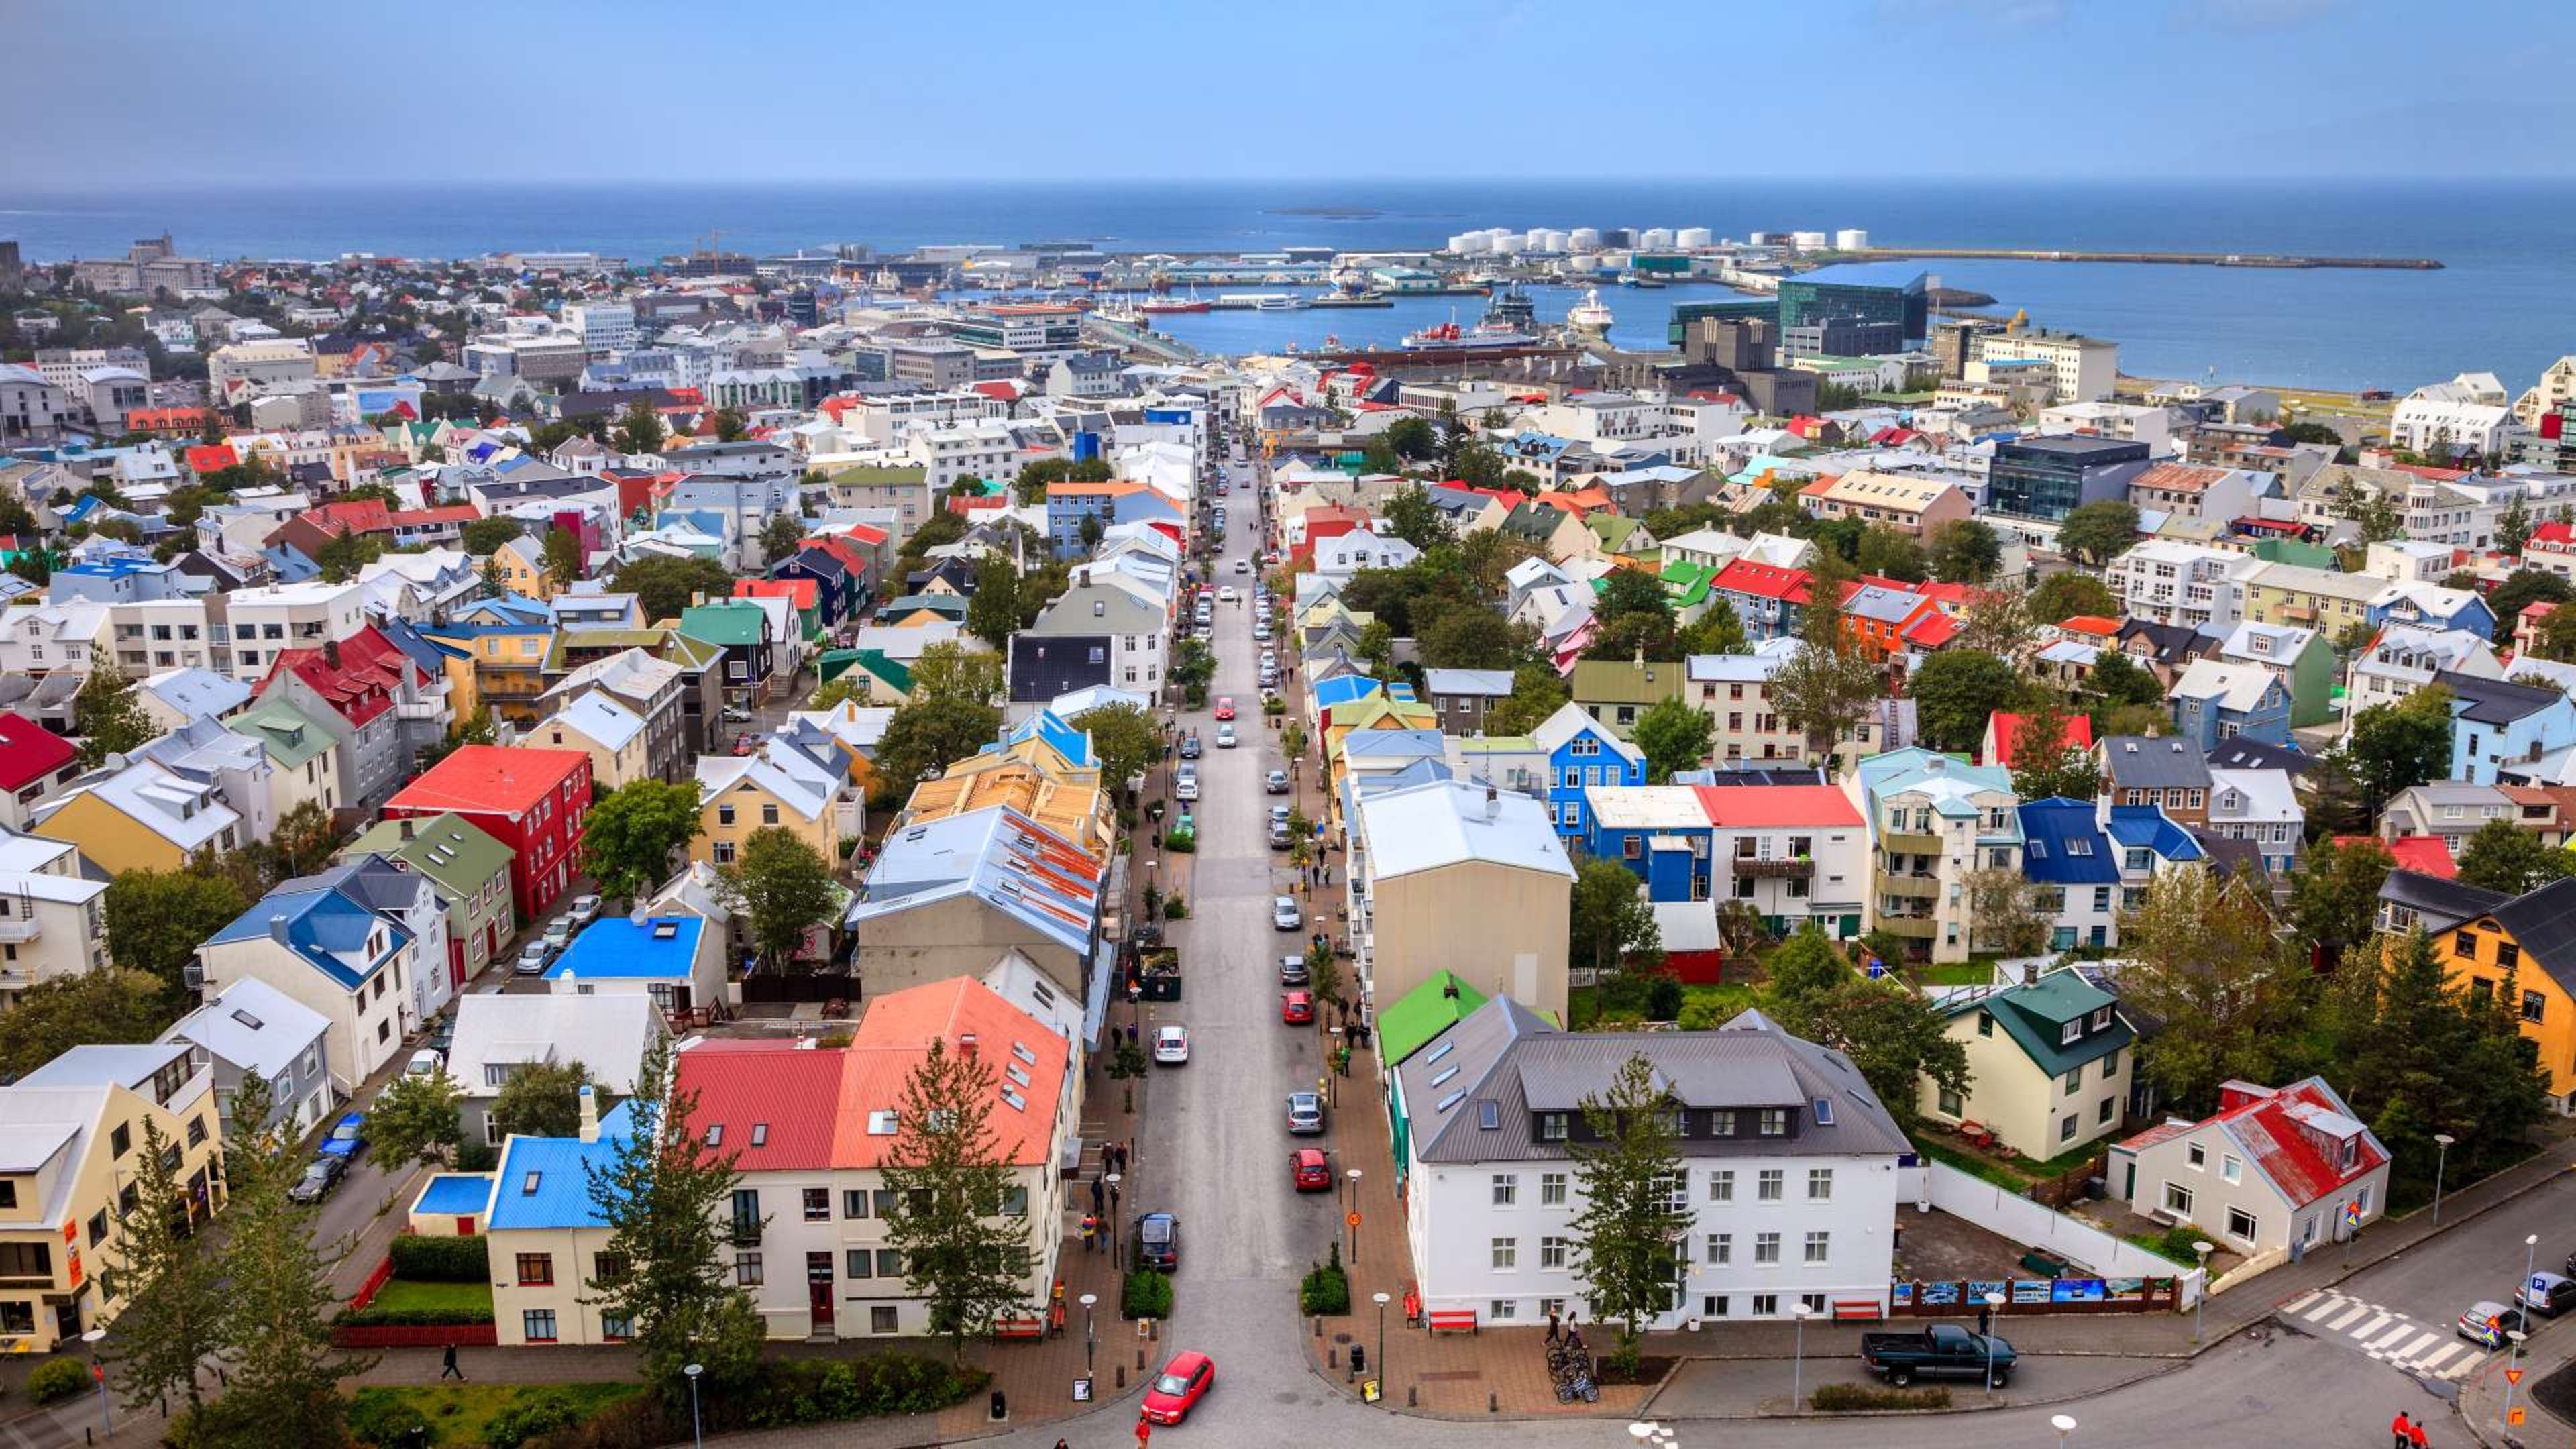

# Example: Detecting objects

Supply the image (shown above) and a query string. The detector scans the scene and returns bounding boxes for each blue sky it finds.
[9,0,2574,186]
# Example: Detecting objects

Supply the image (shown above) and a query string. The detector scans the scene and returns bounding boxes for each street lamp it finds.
[2051,1411,2078,1447]
[1980,1291,2005,1397]
[1790,1302,1817,1413]
[79,1326,109,1435]
[684,1362,704,1449]
[2524,1232,2540,1309]
[1106,1172,1123,1269]
[1346,1169,1363,1265]
[1079,1293,1099,1377]
[1373,1291,1390,1395]
[2192,1241,2214,1342]
[2432,1133,2456,1224]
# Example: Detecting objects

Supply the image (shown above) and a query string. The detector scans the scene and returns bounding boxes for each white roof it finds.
[1529,701,1644,763]
[446,992,666,1099]
[1355,778,1575,883]
[2174,658,2279,712]
[549,692,645,753]
[696,739,838,823]
[1586,786,1709,830]
[2208,768,2300,824]
[160,977,329,1081]
[140,667,252,720]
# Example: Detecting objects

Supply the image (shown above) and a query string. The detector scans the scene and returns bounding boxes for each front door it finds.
[2123,1162,2135,1201]
[807,1252,835,1332]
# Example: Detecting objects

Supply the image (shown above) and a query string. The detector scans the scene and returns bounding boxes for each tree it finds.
[1954,586,2032,661]
[612,400,665,458]
[2340,928,2547,1201]
[1077,511,1105,552]
[718,827,840,969]
[2026,571,2118,625]
[1631,696,1714,783]
[2056,500,2141,566]
[1381,484,1454,550]
[2290,835,2394,974]
[1965,867,2051,958]
[1908,651,2020,753]
[2117,867,2310,1113]
[105,1114,227,1418]
[2346,686,2454,816]
[1070,702,1159,794]
[313,528,386,583]
[1385,415,1440,461]
[72,661,156,768]
[1564,1054,1692,1355]
[1854,525,1928,583]
[897,512,968,566]
[611,554,734,622]
[368,1068,464,1169]
[759,511,806,566]
[2499,494,2536,559]
[1486,663,1572,737]
[1763,924,1856,1008]
[1169,637,1217,705]
[2333,479,2406,543]
[1012,457,1071,506]
[1418,606,1526,671]
[580,778,705,903]
[964,554,1021,651]
[1357,617,1396,680]
[1569,859,1661,979]
[1678,599,1749,657]
[541,525,585,592]
[2008,690,2102,803]
[2488,568,2573,641]
[490,1059,592,1140]
[584,1035,761,1399]
[1926,519,2003,584]
[877,696,1002,805]
[908,640,1005,706]
[105,867,252,996]
[2084,651,2164,708]
[2454,817,2576,895]
[879,1038,1038,1361]
[2273,421,2343,449]
[712,407,749,442]
[1775,978,1970,1138]
[0,967,171,1081]
[1582,610,1680,663]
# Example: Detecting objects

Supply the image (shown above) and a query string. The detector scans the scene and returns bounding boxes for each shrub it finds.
[487,1394,586,1449]
[1161,828,1195,853]
[1645,975,1683,1021]
[1122,1268,1175,1320]
[336,1305,496,1326]
[1298,1240,1350,1315]
[1812,1383,1953,1412]
[1163,898,1189,920]
[26,1358,89,1403]
[454,1140,498,1173]
[345,1390,427,1448]
[390,1233,491,1283]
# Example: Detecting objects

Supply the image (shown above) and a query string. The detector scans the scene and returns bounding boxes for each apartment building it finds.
[1850,749,2021,965]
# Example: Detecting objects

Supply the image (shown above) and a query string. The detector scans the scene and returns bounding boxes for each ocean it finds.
[7,178,2572,392]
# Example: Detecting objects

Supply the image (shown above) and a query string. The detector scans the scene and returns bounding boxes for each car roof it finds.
[1293,1147,1327,1163]
[1164,1350,1210,1373]
[1289,1090,1319,1104]
[2467,1299,2510,1315]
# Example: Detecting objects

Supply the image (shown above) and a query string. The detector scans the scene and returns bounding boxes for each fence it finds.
[349,1254,394,1315]
[1923,1161,2183,1281]
[332,1322,500,1349]
[1892,1275,2180,1317]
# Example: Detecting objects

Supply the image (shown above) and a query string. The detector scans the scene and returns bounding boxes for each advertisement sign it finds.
[2050,1279,2108,1304]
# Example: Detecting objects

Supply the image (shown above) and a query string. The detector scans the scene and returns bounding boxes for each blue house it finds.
[2169,659,2292,750]
[1532,702,1646,839]
[2375,584,2497,641]
[1582,784,1715,902]
[2018,798,2123,951]
[545,914,724,1013]
[2438,668,2576,785]
[1044,482,1183,559]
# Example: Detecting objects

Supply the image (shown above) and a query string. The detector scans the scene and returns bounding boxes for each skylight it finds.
[520,1171,541,1195]
[1000,1087,1026,1112]
[750,1124,768,1146]
[1430,1065,1459,1088]
[867,1110,899,1135]
[229,1008,264,1030]
[1005,1065,1030,1088]
[1436,1090,1467,1113]
[1478,1101,1500,1130]
[1011,1040,1037,1065]
[1813,1098,1835,1125]
[1424,1040,1454,1065]
[704,1125,722,1146]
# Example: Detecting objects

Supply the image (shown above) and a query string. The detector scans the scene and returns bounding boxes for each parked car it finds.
[566,894,602,927]
[405,1049,445,1078]
[720,706,753,724]
[1861,1324,2017,1387]
[1234,558,1250,574]
[2459,1300,2528,1349]
[1216,722,1237,749]
[2522,1272,2576,1317]
[1214,696,1237,722]
[515,941,553,976]
[1268,822,1293,850]
[1134,1212,1180,1271]
[288,1155,347,1205]
[1279,953,1309,985]
[1281,990,1315,1024]
[1265,769,1291,794]
[1175,765,1199,802]
[1286,1091,1324,1134]
[1273,895,1302,930]
[1258,667,1278,690]
[1140,1350,1213,1426]
[317,1112,368,1161]
[1153,1025,1191,1065]
[1292,1148,1331,1191]
[1179,733,1202,760]
[543,918,575,951]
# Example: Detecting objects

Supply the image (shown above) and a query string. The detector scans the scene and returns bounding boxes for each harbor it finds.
[1839,245,2444,270]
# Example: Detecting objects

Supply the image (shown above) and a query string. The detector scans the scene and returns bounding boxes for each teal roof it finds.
[1942,973,2133,1077]
[227,696,337,768]
[676,601,769,646]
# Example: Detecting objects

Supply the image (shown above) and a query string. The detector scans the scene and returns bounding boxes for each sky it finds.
[9,0,2576,187]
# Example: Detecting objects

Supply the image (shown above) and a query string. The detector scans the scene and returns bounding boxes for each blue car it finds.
[317,1112,368,1160]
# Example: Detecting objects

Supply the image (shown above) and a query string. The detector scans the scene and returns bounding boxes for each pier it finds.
[1843,246,2442,270]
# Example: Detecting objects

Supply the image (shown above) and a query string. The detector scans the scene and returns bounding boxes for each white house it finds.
[0,832,107,1008]
[2107,1077,2390,1258]
[194,857,436,1089]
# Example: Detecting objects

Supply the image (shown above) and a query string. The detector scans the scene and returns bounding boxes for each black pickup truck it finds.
[1860,1322,2018,1387]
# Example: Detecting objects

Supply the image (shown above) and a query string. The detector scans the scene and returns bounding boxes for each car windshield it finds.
[331,1122,359,1140]
[1142,1219,1171,1243]
[302,1163,332,1181]
[1155,1372,1191,1395]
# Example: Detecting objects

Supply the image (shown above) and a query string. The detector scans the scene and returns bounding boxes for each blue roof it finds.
[416,1173,497,1217]
[2104,805,2206,862]
[2016,798,2121,885]
[209,881,410,990]
[484,1102,641,1231]
[1341,729,1447,761]
[546,916,704,981]
[988,708,1094,769]
[58,557,161,580]
[1309,676,1382,710]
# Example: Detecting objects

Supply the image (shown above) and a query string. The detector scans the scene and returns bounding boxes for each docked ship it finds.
[1138,285,1209,314]
[1401,288,1540,351]
[1566,287,1614,332]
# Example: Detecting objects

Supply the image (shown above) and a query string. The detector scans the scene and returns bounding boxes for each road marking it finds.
[2302,1295,2349,1323]
[2326,1302,2373,1332]
[2355,1312,2393,1340]
[2412,1342,2466,1374]
[2369,1323,2420,1351]
[2392,1330,2443,1360]
[2282,1291,2321,1315]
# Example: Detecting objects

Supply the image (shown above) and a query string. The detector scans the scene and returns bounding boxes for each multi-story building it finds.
[196,858,440,1087]
[1348,778,1576,1022]
[1797,470,1971,537]
[2123,462,2265,523]
[0,833,108,1007]
[2097,735,2214,829]
[382,746,593,922]
[535,647,690,785]
[221,580,370,683]
[1024,568,1167,691]
[2106,541,2257,635]
[1984,436,2150,523]
[1920,968,2135,1159]
[2343,623,2501,727]
[1849,749,2020,965]
[1970,325,2118,403]
[339,812,519,986]
[158,977,335,1136]
[559,302,637,356]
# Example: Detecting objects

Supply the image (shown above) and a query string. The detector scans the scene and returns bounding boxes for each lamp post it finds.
[2501,1328,2530,1432]
[1079,1293,1099,1377]
[1106,1172,1123,1269]
[2051,1411,2078,1448]
[2432,1133,2456,1225]
[1980,1291,2005,1397]
[1790,1303,1817,1413]
[1373,1291,1390,1397]
[684,1362,704,1449]
[1346,1169,1363,1265]
[2524,1232,2540,1310]
[79,1326,109,1435]
[2192,1241,2214,1342]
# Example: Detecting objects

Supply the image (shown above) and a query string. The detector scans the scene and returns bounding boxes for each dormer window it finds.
[2091,1007,2112,1031]
[2340,1136,2359,1169]
[2060,1020,2082,1046]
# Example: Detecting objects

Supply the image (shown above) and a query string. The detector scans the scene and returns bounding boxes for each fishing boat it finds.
[1566,288,1614,332]
[1139,284,1209,314]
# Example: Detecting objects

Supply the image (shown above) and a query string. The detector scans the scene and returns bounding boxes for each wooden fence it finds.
[1892,1275,2180,1317]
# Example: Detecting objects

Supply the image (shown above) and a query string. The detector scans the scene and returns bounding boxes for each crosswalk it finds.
[2280,1289,2482,1381]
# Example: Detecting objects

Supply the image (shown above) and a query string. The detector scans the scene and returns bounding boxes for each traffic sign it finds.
[1346,1211,1362,1228]
[2507,1367,2526,1385]
[2343,1200,2361,1228]
[2510,1408,2526,1426]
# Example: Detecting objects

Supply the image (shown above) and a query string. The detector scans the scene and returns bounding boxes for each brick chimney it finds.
[958,1032,977,1062]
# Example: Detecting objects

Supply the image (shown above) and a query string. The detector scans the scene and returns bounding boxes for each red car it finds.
[1214,696,1236,721]
[1291,1148,1330,1191]
[1142,1350,1214,1425]
[1281,990,1314,1024]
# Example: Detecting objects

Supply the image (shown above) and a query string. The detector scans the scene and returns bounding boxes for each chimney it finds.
[578,1085,600,1144]
[268,913,290,946]
[397,818,414,841]
[323,637,341,669]
[1483,784,1499,820]
[959,1032,977,1061]
[2021,961,2039,987]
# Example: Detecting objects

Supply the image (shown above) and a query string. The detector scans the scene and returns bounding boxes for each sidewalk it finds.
[2459,1308,2576,1447]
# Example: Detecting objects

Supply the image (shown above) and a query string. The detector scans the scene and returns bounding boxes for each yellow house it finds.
[693,740,848,868]
[2397,874,2576,1111]
[489,535,557,600]
[0,1045,227,1350]
[2239,561,2381,633]
[529,693,653,790]
[1918,970,2135,1161]
[28,759,244,875]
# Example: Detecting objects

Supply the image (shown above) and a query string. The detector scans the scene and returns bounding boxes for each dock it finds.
[1845,246,2441,271]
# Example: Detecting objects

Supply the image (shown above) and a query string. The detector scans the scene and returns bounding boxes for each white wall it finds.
[1923,1161,2178,1280]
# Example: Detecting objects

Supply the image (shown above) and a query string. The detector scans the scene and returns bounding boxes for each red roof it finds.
[1710,559,1811,604]
[2387,463,2471,482]
[2338,834,2452,878]
[1988,712,2093,768]
[2531,521,2576,549]
[1902,612,1961,649]
[0,712,75,793]
[386,745,589,817]
[184,445,237,474]
[390,505,479,527]
[2212,1079,2389,1209]
[833,978,1069,1169]
[674,1044,849,1172]
[2233,517,2302,535]
[261,625,425,731]
[306,498,395,537]
[838,523,888,547]
[1693,784,1862,829]
[2057,615,2123,637]
[735,578,819,612]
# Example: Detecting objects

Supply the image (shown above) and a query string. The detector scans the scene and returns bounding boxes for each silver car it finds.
[1287,1091,1325,1135]
[1273,896,1303,931]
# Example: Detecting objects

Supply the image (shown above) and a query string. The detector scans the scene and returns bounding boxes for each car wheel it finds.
[1987,1369,2008,1389]
[1888,1368,1912,1387]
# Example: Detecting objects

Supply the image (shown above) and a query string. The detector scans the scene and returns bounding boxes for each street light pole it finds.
[79,1326,109,1435]
[1346,1169,1363,1265]
[2192,1242,2214,1342]
[2432,1133,2455,1225]
[684,1362,704,1449]
[2501,1328,2530,1432]
[1790,1303,1815,1413]
[1373,1290,1390,1398]
[2051,1411,2078,1448]
[1980,1291,2005,1397]
[1079,1293,1099,1378]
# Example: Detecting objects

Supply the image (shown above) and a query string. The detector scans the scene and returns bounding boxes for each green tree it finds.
[896,512,969,566]
[1631,696,1714,783]
[1305,937,1344,1012]
[2346,687,2454,816]
[2333,478,2406,543]
[1955,587,2031,661]
[2488,569,2573,642]
[2084,651,2164,708]
[1569,858,1661,979]
[2341,928,2547,1201]
[1678,599,1749,657]
[1768,560,1882,759]
[611,554,735,622]
[1485,663,1572,737]
[712,407,749,442]
[72,661,157,768]
[1582,610,1680,663]
[2499,494,2536,558]
[2055,501,2141,566]
[1385,415,1440,460]
[879,1038,1038,1362]
[2026,571,2118,624]
[1854,525,1928,583]
[2453,816,2576,895]
[490,1059,593,1140]
[368,1068,464,1169]
[542,525,585,592]
[105,1114,227,1417]
[1966,867,2051,958]
[1357,618,1396,679]
[1381,484,1454,550]
[1925,519,2004,584]
[1774,977,1970,1138]
[1764,924,1857,1007]
[909,640,1005,706]
[2007,690,2102,802]
[612,400,665,457]
[1907,651,2020,753]
[312,528,386,583]
[1070,702,1159,794]
[876,696,1003,804]
[2117,867,2310,1114]
[1418,606,1526,670]
[1013,457,1071,506]
[718,827,840,969]
[759,511,806,565]
[579,777,705,904]
[0,967,171,1083]
[1077,511,1105,552]
[105,866,252,996]
[2290,835,2394,974]
[2273,421,2343,449]
[964,554,1021,651]
[460,515,523,555]
[1169,637,1217,702]
[1564,1054,1691,1356]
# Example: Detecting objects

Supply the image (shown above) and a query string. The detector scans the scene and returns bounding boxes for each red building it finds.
[382,745,592,920]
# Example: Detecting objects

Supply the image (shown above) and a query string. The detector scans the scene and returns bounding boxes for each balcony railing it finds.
[0,916,40,944]
[1883,830,1943,855]
[1733,858,1813,880]
[1879,873,1939,900]
[1878,916,1937,938]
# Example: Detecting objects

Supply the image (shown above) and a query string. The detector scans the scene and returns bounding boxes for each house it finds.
[1798,469,1971,537]
[2377,782,2514,855]
[543,914,727,1017]
[2343,623,2500,727]
[2016,798,2127,951]
[1025,568,1166,693]
[480,1089,637,1346]
[2436,669,2576,786]
[1394,998,1908,1330]
[1921,967,2135,1160]
[1688,649,1806,767]
[1570,655,1689,741]
[1980,712,2092,772]
[2203,769,2304,879]
[2169,660,2292,751]
[1350,778,1577,1022]
[1850,749,2020,965]
[0,713,78,832]
[28,756,241,874]
[0,1045,226,1350]
[535,647,690,785]
[2096,736,2214,829]
[2108,1077,2391,1256]
[2213,623,2334,731]
[1530,702,1646,841]
[0,833,109,1006]
[135,668,253,735]
[338,812,519,986]
[693,736,851,871]
[383,745,592,921]
[196,859,436,1087]
[1698,785,1869,941]
[447,993,667,1150]
[2377,872,2576,1111]
[843,805,1103,1004]
[676,600,780,708]
[256,626,446,810]
[1421,669,1514,737]
[158,976,335,1137]
[225,693,345,818]
[1708,560,1812,642]
[530,693,654,790]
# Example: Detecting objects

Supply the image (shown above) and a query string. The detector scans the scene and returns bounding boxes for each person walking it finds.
[2390,1411,2412,1449]
[1081,1214,1098,1252]
[1976,1303,1992,1337]
[1546,1309,1562,1344]
[2407,1417,2429,1449]
[1091,1176,1106,1214]
[441,1343,464,1381]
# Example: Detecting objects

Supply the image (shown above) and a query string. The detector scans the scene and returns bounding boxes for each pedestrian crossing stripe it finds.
[2276,1290,2480,1381]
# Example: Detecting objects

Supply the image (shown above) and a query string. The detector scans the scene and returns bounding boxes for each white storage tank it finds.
[1448,232,1490,254]
[1568,228,1601,252]
[1493,232,1527,254]
[1835,228,1870,252]
[1640,227,1675,251]
[1531,228,1568,253]
[1748,231,1778,246]
[1790,231,1829,252]
[1676,227,1713,250]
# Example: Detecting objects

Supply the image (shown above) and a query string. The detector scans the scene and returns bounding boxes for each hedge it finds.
[1299,1242,1350,1314]
[390,1233,491,1283]
[509,1356,985,1448]
[1121,1267,1174,1320]
[26,1358,89,1404]
[1811,1383,1952,1412]
[336,1305,496,1328]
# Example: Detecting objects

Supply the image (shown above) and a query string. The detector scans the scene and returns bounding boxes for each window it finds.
[185,1116,207,1148]
[1756,1169,1782,1201]
[2091,1006,2113,1030]
[2059,1020,2082,1046]
[600,1313,632,1341]
[2163,1181,2194,1218]
[2062,1065,2083,1093]
[846,1248,874,1278]
[1804,1232,1830,1264]
[594,1253,628,1285]
[523,1309,558,1343]
[1491,1174,1518,1207]
[730,1189,761,1242]
[1754,1232,1780,1264]
[1709,1110,1736,1137]
[871,1305,899,1334]
[2102,1048,2120,1077]
[2455,930,2477,959]
[1491,1238,1517,1270]
[2525,991,2548,1024]
[875,1247,902,1277]
[1757,1108,1787,1137]
[2226,1207,2259,1242]
[1489,1299,1519,1321]
[2059,1112,2078,1142]
[1937,1086,1964,1117]
[1705,1234,1731,1265]
[111,1123,131,1158]
[2221,1155,2243,1184]
[2098,1097,2116,1124]
[762,804,780,826]
[1660,1173,1688,1212]
[1807,1169,1833,1201]
[515,1254,554,1286]
[1542,1237,1570,1269]
[718,804,736,826]
[1540,1172,1568,1206]
[1538,1113,1568,1141]
[2186,1143,2206,1171]
[1701,1295,1729,1318]
[802,1188,830,1222]
[735,1252,764,1287]
[1976,1012,1994,1037]
[843,1189,870,1218]
[1752,1293,1780,1317]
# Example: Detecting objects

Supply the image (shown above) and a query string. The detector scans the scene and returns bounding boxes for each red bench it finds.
[991,1316,1045,1341]
[1425,1309,1477,1335]
[1831,1299,1885,1322]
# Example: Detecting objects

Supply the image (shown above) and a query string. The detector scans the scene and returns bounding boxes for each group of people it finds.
[2390,1410,2432,1447]
[1077,1141,1134,1252]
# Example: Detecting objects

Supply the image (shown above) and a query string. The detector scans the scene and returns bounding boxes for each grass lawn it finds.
[1679,983,1761,1024]
[367,1278,495,1316]
[349,1383,641,1447]
[1914,1138,2029,1191]
[1911,961,1994,987]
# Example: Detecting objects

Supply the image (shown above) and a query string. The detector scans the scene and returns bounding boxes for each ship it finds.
[1139,284,1209,314]
[1566,288,1614,332]
[1484,282,1536,331]
[1252,293,1309,311]
[1401,304,1538,351]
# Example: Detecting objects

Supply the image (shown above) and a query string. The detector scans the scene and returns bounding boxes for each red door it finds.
[807,1252,834,1331]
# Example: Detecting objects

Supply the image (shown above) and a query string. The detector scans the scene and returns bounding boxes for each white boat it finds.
[1567,288,1614,331]
[1254,294,1309,311]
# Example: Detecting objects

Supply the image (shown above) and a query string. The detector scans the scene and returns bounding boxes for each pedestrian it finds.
[1976,1303,1992,1337]
[2390,1411,2411,1449]
[1566,1319,1585,1352]
[1110,1181,1121,1214]
[1546,1309,1562,1344]
[1091,1176,1106,1213]
[2407,1418,2428,1449]
[441,1342,463,1381]
[1081,1214,1098,1252]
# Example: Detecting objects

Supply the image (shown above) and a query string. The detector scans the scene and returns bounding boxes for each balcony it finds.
[0,916,40,944]
[1879,873,1939,900]
[1878,915,1938,940]
[1734,858,1813,880]
[1884,830,1944,855]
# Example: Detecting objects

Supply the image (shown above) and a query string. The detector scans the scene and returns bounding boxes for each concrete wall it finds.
[1923,1160,2179,1281]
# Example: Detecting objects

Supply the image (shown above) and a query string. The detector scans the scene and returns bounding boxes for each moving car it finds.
[1279,953,1309,985]
[1218,586,1238,603]
[317,1112,368,1161]
[2459,1300,2528,1349]
[1861,1324,2017,1387]
[1234,557,1250,574]
[1140,1351,1213,1426]
[515,940,554,976]
[1265,769,1291,794]
[2523,1272,2576,1317]
[288,1155,348,1205]
[1292,1148,1331,1191]
[1273,895,1302,930]
[1286,1091,1325,1134]
[1153,1024,1191,1065]
[1134,1212,1180,1271]
[1214,696,1237,722]
[1216,722,1237,749]
[1281,990,1315,1024]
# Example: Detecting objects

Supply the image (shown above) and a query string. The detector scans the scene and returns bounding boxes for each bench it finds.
[1832,1299,1886,1322]
[991,1316,1046,1342]
[1425,1309,1477,1336]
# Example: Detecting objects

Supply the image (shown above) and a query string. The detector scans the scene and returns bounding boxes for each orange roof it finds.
[1046,480,1151,498]
[734,578,819,612]
[2057,616,2123,637]
[830,978,1069,1169]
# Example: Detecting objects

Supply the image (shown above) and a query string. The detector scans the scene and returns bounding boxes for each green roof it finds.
[1377,972,1487,1069]
[1941,972,2133,1077]
[1457,735,1537,753]
[1659,559,1717,608]
[827,464,927,485]
[1569,657,1688,708]
[661,633,724,670]
[842,649,912,694]
[226,697,336,768]
[676,601,769,647]
[341,812,514,894]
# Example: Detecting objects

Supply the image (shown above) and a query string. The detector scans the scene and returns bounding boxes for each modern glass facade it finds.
[1776,272,1929,339]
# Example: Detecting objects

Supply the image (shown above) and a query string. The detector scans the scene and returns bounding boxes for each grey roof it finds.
[2098,735,2211,789]
[2379,867,2508,932]
[1421,668,1514,699]
[2434,669,2566,726]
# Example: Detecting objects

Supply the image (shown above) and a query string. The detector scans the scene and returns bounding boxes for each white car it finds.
[1234,558,1250,574]
[1216,722,1238,749]
[1153,1025,1190,1065]
[1218,586,1238,603]
[1273,896,1303,931]
[405,1049,445,1078]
